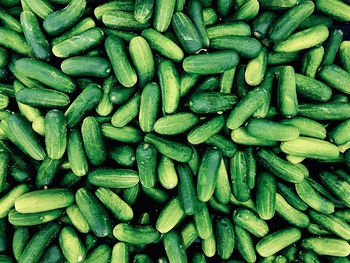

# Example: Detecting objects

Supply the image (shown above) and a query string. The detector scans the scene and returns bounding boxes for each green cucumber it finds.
[9,209,63,226]
[22,0,53,19]
[43,0,86,35]
[283,117,327,141]
[158,59,180,114]
[134,0,153,24]
[183,51,239,74]
[61,56,111,78]
[67,128,88,176]
[0,27,32,56]
[180,72,199,96]
[177,163,199,215]
[158,156,178,190]
[319,64,350,95]
[232,208,269,237]
[156,197,185,233]
[136,142,157,188]
[19,222,60,263]
[111,94,140,127]
[153,0,176,32]
[189,92,237,114]
[95,187,133,222]
[14,58,75,93]
[295,179,334,214]
[187,0,209,48]
[110,145,135,167]
[219,67,236,94]
[278,65,298,117]
[193,201,213,239]
[301,237,350,257]
[44,110,66,159]
[52,27,104,58]
[88,168,139,188]
[301,45,324,78]
[235,225,256,263]
[20,11,50,61]
[230,150,250,202]
[252,11,276,39]
[154,112,198,135]
[245,47,267,86]
[123,184,140,206]
[231,127,278,146]
[109,86,135,105]
[12,227,30,262]
[142,185,169,203]
[205,134,237,158]
[298,102,350,120]
[256,172,276,220]
[181,222,198,249]
[340,41,350,72]
[163,231,188,263]
[208,22,251,39]
[111,242,128,263]
[102,11,149,30]
[322,29,343,66]
[96,76,115,117]
[94,1,134,20]
[267,51,300,65]
[16,87,70,108]
[211,36,262,58]
[201,233,216,257]
[102,124,143,143]
[84,244,111,263]
[233,0,259,21]
[295,73,332,102]
[188,115,225,145]
[315,0,350,22]
[216,217,234,259]
[113,223,160,245]
[256,227,301,257]
[319,171,350,207]
[66,205,90,234]
[214,159,231,204]
[64,84,102,128]
[59,226,86,263]
[75,187,112,238]
[197,147,222,202]
[0,183,29,218]
[36,156,61,188]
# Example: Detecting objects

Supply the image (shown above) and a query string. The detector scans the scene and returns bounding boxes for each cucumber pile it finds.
[1,0,350,262]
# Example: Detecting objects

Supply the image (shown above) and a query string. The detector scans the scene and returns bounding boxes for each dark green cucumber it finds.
[163,231,188,263]
[177,164,199,215]
[111,94,140,127]
[102,124,143,143]
[322,29,343,66]
[295,73,332,102]
[197,147,222,202]
[109,86,135,105]
[230,150,250,202]
[12,227,30,262]
[0,28,32,56]
[252,11,277,39]
[134,0,153,24]
[61,56,111,78]
[277,182,308,211]
[205,134,237,158]
[44,110,66,159]
[298,102,350,120]
[315,0,350,22]
[19,222,60,263]
[20,11,50,60]
[216,217,235,260]
[75,187,112,238]
[67,128,88,176]
[88,168,139,188]
[113,223,159,245]
[193,201,213,239]
[189,92,237,114]
[8,209,63,226]
[211,36,262,58]
[187,0,209,48]
[102,11,150,31]
[36,156,61,188]
[144,133,193,163]
[319,171,350,207]
[94,1,134,20]
[110,145,135,167]
[318,64,350,95]
[235,225,256,263]
[136,142,157,188]
[233,208,269,237]
[256,172,276,220]
[16,87,70,108]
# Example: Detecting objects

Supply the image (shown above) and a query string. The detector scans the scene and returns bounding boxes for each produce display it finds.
[1,0,350,262]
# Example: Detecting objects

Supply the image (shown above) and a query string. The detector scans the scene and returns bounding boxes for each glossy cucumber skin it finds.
[211,36,262,58]
[136,142,157,188]
[315,0,350,22]
[113,223,160,245]
[154,0,176,32]
[319,64,350,95]
[61,56,111,78]
[177,164,199,215]
[0,28,32,57]
[16,88,70,108]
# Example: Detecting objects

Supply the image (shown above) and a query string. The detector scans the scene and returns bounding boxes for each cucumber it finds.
[0,7,22,32]
[219,67,236,94]
[43,0,86,35]
[190,92,237,114]
[201,233,216,257]
[109,86,135,105]
[134,0,153,24]
[319,64,350,95]
[319,171,350,207]
[226,87,266,129]
[233,0,259,21]
[301,237,350,257]
[315,0,350,22]
[245,47,267,86]
[136,142,157,188]
[105,35,137,88]
[193,201,213,239]
[59,226,85,263]
[110,145,135,167]
[208,22,251,39]
[95,187,133,222]
[84,244,111,263]
[75,187,112,238]
[0,150,9,192]
[88,168,139,188]
[278,65,298,117]
[230,150,250,202]
[0,184,29,218]
[253,71,275,118]
[12,227,30,262]
[64,84,102,128]
[268,1,315,43]
[268,51,300,65]
[295,73,332,102]
[144,133,193,163]
[61,56,111,78]
[142,185,169,203]
[257,149,305,183]
[214,159,231,204]
[205,134,237,158]
[8,113,45,161]
[158,59,180,114]
[216,217,235,259]
[308,209,350,240]
[177,163,199,215]
[259,0,296,10]
[66,205,90,234]
[156,197,185,233]
[158,156,178,190]
[129,36,154,87]
[256,172,276,220]
[154,112,199,135]
[246,119,299,141]
[67,128,88,177]
[14,58,75,93]
[0,27,32,57]
[102,11,150,30]
[22,0,53,19]
[307,223,331,235]
[275,193,309,228]
[256,227,301,257]
[188,115,225,145]
[154,0,176,32]
[111,242,128,263]
[183,51,239,74]
[322,29,343,66]
[340,41,350,72]
[52,27,104,58]
[298,102,350,120]
[20,11,50,61]
[231,127,278,146]
[197,147,222,202]
[180,72,199,96]
[35,156,61,188]
[252,11,277,39]
[163,231,188,263]
[19,222,60,263]
[274,24,329,52]
[187,0,209,48]
[295,180,334,214]
[102,124,143,143]
[123,184,140,206]
[94,1,135,20]
[141,29,184,62]
[111,94,140,127]
[280,137,339,160]
[181,222,198,249]
[16,87,70,108]
[113,223,160,245]
[233,208,269,237]
[301,46,324,78]
[44,110,66,159]
[235,225,256,263]
[211,36,262,58]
